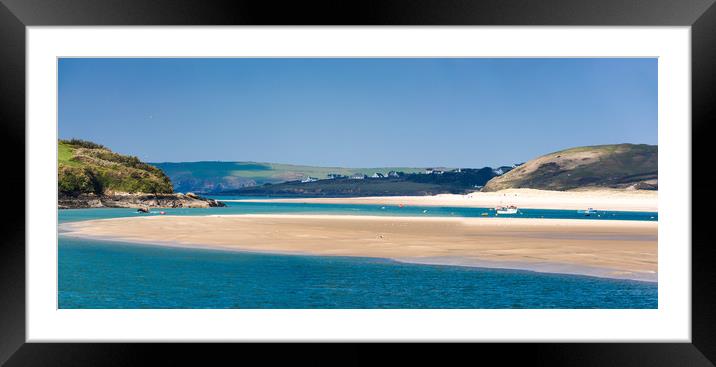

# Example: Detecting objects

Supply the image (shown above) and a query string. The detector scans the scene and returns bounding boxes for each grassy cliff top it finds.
[482,144,657,192]
[58,139,173,195]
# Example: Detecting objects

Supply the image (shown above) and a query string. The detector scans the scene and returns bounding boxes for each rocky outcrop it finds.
[58,192,226,209]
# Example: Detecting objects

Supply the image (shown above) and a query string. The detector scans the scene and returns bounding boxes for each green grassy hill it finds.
[151,161,443,193]
[224,168,500,197]
[59,139,173,195]
[482,144,657,192]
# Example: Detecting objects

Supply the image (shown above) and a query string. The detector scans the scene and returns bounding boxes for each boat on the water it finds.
[578,208,597,216]
[495,205,519,215]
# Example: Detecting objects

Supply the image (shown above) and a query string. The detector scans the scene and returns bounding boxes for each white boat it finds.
[496,205,518,215]
[578,208,597,216]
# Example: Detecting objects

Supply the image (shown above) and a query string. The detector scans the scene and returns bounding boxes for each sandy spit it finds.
[223,188,657,212]
[61,214,658,282]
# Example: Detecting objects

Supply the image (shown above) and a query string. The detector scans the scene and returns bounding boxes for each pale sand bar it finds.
[61,214,658,282]
[226,188,657,212]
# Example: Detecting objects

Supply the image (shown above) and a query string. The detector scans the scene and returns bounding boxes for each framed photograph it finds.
[2,0,714,365]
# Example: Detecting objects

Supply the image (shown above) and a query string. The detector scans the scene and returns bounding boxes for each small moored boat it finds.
[578,208,597,216]
[495,205,519,215]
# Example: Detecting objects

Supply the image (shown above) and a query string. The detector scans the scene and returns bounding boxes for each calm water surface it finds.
[58,200,658,309]
[59,198,658,223]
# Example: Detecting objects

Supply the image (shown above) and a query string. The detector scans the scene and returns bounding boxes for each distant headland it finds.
[58,139,657,208]
[482,144,657,192]
[152,144,657,197]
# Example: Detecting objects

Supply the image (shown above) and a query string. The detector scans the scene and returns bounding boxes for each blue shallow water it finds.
[58,200,658,309]
[58,198,658,223]
[59,237,657,309]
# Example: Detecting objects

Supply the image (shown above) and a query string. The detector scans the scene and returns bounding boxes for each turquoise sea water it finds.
[58,200,658,309]
[59,199,659,223]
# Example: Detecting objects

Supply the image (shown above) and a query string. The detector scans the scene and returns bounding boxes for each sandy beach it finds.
[224,188,657,212]
[61,214,658,282]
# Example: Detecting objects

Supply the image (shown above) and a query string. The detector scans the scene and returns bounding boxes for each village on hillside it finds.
[299,166,518,184]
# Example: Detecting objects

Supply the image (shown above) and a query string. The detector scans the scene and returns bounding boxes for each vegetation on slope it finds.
[151,161,447,193]
[482,144,657,192]
[58,139,173,195]
[223,168,503,197]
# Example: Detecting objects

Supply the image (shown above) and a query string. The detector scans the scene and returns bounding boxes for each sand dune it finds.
[224,188,657,212]
[61,214,658,281]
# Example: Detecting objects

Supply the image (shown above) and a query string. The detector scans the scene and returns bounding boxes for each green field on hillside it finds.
[224,167,500,197]
[58,139,173,195]
[151,161,444,193]
[483,144,657,191]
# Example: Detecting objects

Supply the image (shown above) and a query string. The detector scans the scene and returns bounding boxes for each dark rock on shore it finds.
[58,192,226,209]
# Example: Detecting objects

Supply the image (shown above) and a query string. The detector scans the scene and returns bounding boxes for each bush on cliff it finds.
[58,139,174,195]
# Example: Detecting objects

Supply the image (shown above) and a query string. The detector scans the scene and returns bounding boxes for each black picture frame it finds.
[1,0,714,365]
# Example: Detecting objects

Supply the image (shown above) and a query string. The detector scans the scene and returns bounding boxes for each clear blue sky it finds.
[59,58,657,167]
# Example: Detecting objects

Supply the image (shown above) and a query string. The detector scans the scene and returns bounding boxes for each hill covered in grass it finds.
[58,139,224,209]
[59,139,173,195]
[482,144,657,192]
[223,168,505,197]
[151,161,444,194]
